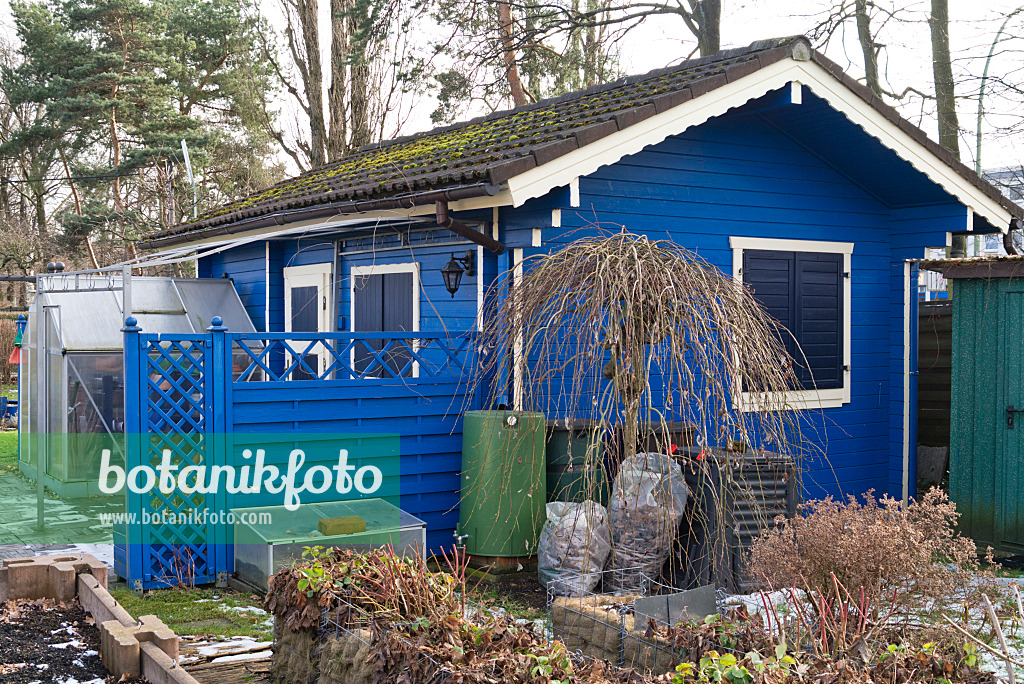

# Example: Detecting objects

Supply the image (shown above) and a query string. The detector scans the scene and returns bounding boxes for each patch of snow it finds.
[55,678,105,684]
[35,664,49,670]
[49,640,86,650]
[211,649,273,663]
[219,604,267,614]
[194,636,272,657]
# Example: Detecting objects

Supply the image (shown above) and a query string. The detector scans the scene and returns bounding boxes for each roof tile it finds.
[147,34,1021,244]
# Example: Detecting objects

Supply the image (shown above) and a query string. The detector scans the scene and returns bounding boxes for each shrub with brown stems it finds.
[748,488,996,650]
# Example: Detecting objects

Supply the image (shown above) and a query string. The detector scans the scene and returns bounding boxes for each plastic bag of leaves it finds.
[607,453,688,591]
[539,501,612,596]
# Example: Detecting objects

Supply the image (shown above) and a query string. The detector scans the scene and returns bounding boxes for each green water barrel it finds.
[458,410,546,557]
[545,420,609,504]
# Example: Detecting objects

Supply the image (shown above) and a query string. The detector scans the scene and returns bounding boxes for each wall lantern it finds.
[441,250,476,297]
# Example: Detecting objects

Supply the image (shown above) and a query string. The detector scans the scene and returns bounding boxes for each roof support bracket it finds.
[436,201,506,254]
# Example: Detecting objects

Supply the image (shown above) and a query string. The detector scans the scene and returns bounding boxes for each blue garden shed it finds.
[128,36,1023,587]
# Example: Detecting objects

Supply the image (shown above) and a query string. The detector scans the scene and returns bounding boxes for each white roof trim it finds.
[505,59,1013,231]
[138,215,433,266]
[153,190,515,250]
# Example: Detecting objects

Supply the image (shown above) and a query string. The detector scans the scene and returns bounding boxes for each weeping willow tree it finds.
[471,231,816,590]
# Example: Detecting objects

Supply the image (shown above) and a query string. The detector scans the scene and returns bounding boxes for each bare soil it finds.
[470,570,549,618]
[0,598,146,683]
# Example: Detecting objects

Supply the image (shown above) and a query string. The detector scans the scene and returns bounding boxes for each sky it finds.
[0,0,1021,172]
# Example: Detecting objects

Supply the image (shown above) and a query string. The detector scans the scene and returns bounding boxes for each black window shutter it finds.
[794,252,843,390]
[353,273,384,375]
[353,272,415,378]
[743,249,797,361]
[743,249,844,391]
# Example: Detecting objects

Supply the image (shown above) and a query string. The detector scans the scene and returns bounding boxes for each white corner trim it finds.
[505,59,1012,230]
[552,209,562,227]
[790,80,803,105]
[902,260,912,503]
[476,244,484,329]
[264,241,271,333]
[731,236,853,413]
[569,178,580,207]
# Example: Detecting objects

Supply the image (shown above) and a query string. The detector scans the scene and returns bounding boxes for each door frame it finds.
[999,284,1024,549]
[283,262,334,378]
[350,262,420,378]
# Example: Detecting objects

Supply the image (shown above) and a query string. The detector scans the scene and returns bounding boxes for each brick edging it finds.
[1,554,201,684]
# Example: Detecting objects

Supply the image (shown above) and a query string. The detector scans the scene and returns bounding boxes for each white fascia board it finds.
[729,236,854,254]
[505,60,1013,230]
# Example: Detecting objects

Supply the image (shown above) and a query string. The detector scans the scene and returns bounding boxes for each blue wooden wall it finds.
[199,242,268,331]
[500,110,956,502]
[197,99,973,546]
[229,379,471,554]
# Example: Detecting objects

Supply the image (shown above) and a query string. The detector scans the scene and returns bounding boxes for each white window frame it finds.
[283,262,334,378]
[730,236,853,411]
[349,262,421,378]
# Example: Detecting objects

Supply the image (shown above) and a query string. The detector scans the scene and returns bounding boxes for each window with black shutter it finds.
[742,249,845,391]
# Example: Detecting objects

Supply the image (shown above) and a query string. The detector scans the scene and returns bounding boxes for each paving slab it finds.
[0,469,118,568]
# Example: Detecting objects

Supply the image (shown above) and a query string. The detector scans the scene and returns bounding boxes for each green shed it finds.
[922,256,1024,552]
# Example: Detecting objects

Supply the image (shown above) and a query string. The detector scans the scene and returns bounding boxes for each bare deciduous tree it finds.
[929,0,959,159]
[261,0,429,169]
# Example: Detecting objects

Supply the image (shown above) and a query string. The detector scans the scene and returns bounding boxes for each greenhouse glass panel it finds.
[45,308,65,481]
[66,353,125,482]
[18,274,256,498]
[45,290,123,350]
[173,279,256,333]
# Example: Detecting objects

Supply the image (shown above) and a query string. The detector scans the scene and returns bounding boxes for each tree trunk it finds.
[299,0,328,167]
[349,0,372,150]
[583,0,599,86]
[930,0,959,158]
[855,0,881,96]
[110,107,125,213]
[930,0,964,255]
[327,0,349,161]
[497,0,528,106]
[694,0,721,56]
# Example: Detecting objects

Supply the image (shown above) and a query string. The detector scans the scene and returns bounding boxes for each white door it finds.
[284,263,333,379]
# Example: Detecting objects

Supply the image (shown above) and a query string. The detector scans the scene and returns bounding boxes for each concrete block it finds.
[140,641,203,684]
[100,615,178,679]
[77,573,134,626]
[0,553,107,602]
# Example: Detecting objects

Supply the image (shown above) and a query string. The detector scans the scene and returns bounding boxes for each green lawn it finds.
[1,383,15,400]
[0,430,16,470]
[107,586,272,640]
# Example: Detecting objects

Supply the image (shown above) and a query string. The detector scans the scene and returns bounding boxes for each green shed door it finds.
[1000,289,1024,549]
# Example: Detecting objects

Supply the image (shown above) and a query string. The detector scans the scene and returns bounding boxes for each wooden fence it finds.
[918,301,952,448]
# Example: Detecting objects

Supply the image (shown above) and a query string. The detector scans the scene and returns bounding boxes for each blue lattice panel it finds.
[117,326,229,588]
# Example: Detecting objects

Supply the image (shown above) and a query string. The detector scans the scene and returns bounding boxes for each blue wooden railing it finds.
[232,332,474,383]
[117,317,475,589]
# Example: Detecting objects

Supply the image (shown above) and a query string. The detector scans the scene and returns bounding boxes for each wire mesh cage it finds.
[548,567,724,675]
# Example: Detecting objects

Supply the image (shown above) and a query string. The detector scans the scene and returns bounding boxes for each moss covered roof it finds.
[149,37,807,243]
[147,34,1021,246]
